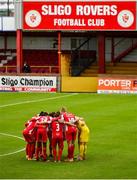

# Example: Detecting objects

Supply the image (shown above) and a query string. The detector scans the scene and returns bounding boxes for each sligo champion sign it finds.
[0,76,57,92]
[23,1,136,30]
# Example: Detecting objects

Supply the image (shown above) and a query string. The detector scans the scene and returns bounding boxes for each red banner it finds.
[23,1,136,30]
[98,77,137,94]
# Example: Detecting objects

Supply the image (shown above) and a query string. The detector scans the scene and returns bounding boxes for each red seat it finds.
[4,50,59,74]
[7,67,17,73]
[31,67,39,73]
[51,67,59,73]
[0,67,5,73]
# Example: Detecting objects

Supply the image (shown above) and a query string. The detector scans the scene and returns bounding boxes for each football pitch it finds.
[0,92,137,179]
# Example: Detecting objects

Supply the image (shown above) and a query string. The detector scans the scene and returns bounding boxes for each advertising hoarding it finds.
[98,77,137,94]
[0,76,57,92]
[23,1,136,30]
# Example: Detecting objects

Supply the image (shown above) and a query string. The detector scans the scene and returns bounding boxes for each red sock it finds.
[43,147,47,160]
[26,143,29,156]
[30,143,35,158]
[58,148,63,161]
[68,144,72,159]
[32,143,36,155]
[53,148,57,161]
[71,144,75,159]
[28,143,32,159]
[49,143,52,155]
[36,147,40,160]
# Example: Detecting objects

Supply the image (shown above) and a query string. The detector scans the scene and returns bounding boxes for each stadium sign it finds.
[97,78,137,94]
[0,76,57,92]
[23,1,136,30]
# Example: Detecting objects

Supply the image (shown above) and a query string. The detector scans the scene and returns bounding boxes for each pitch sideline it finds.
[0,132,25,157]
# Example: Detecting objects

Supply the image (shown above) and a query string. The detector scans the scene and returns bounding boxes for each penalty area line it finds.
[0,132,25,157]
[0,93,78,108]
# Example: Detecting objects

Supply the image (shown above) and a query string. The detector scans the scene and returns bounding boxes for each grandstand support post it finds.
[15,0,23,73]
[98,33,105,74]
[58,31,61,75]
[4,33,7,52]
[111,37,114,64]
[16,29,23,73]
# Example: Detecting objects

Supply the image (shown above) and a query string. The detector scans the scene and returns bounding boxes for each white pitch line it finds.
[0,132,24,140]
[0,132,25,157]
[0,148,25,157]
[0,93,78,108]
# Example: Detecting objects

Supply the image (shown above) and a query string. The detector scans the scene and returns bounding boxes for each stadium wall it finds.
[61,77,98,92]
[1,36,137,62]
[0,36,97,50]
[60,53,98,92]
[61,54,70,76]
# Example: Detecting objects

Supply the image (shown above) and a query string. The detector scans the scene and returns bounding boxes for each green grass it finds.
[0,92,137,179]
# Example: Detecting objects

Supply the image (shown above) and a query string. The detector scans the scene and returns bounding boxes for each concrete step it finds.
[7,56,13,60]
[80,73,98,77]
[106,66,137,70]
[115,62,137,67]
[80,62,137,76]
[1,60,8,64]
[5,51,11,56]
[84,69,98,73]
[106,70,137,75]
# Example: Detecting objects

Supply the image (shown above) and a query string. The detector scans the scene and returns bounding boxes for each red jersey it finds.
[24,116,38,135]
[62,112,77,133]
[35,116,48,129]
[35,116,49,142]
[51,120,64,139]
[22,115,38,143]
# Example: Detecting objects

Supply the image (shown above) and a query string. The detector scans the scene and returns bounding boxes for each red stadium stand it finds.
[1,49,59,74]
[51,67,59,74]
[7,66,17,73]
[0,67,6,73]
[23,50,58,66]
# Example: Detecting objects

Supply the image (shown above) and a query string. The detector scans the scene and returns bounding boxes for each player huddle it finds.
[22,107,90,162]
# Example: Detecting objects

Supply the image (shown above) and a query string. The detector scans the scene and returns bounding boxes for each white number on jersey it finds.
[28,121,32,127]
[56,123,60,132]
[68,117,75,124]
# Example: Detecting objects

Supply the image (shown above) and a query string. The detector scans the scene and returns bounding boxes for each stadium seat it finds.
[7,67,17,73]
[3,50,59,74]
[51,67,59,73]
[0,67,6,73]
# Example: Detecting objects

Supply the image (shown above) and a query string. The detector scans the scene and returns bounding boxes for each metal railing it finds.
[0,65,59,73]
[113,38,137,62]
